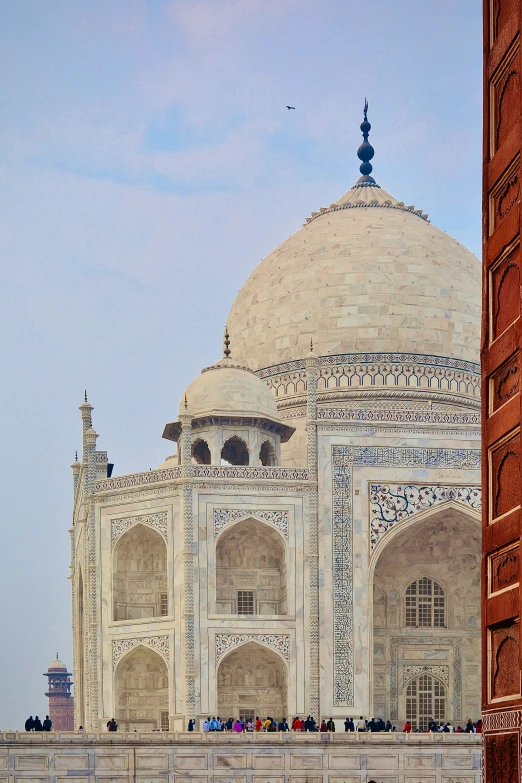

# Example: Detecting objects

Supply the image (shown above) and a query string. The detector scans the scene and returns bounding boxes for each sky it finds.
[0,0,481,728]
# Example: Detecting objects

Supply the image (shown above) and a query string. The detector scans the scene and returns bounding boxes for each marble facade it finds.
[70,157,483,733]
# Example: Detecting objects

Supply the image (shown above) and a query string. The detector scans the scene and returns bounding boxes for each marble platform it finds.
[0,732,481,783]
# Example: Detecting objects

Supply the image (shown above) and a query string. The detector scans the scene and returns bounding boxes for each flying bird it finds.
[286,105,295,110]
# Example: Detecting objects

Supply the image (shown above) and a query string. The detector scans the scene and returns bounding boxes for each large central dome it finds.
[227,120,480,372]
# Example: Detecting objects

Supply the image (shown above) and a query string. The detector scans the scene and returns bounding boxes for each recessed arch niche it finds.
[217,641,287,721]
[115,645,168,731]
[113,524,168,621]
[370,505,481,724]
[215,518,287,615]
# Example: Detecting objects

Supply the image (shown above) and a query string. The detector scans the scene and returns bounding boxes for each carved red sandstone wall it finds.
[483,1,522,779]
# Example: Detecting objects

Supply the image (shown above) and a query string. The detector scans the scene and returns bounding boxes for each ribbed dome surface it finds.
[227,185,480,371]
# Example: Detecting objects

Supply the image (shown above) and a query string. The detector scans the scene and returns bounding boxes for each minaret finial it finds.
[75,450,78,462]
[84,389,88,402]
[355,98,377,187]
[310,338,313,352]
[224,326,231,358]
[184,394,188,410]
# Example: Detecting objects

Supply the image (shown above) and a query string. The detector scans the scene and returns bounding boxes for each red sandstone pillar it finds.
[482,1,522,779]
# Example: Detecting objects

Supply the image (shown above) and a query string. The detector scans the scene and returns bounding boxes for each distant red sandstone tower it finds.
[43,655,74,731]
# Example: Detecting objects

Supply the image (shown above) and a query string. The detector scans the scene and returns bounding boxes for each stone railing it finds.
[0,731,482,744]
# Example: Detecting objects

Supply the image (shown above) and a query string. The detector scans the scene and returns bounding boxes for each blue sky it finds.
[0,0,481,728]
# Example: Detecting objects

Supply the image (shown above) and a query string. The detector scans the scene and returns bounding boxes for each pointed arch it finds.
[221,435,249,465]
[259,440,276,466]
[115,644,169,731]
[113,524,168,621]
[369,503,481,724]
[216,518,287,615]
[192,438,211,465]
[217,641,287,721]
[405,673,446,729]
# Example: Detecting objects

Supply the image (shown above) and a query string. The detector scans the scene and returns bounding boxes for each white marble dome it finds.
[227,183,481,371]
[180,357,281,421]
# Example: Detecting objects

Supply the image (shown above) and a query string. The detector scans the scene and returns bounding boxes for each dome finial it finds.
[224,325,231,358]
[355,98,377,188]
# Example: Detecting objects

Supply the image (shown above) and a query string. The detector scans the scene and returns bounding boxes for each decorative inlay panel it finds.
[194,466,310,481]
[489,156,520,235]
[491,40,521,154]
[369,484,481,550]
[489,431,521,521]
[214,509,289,538]
[215,634,290,663]
[485,732,519,783]
[111,512,168,547]
[491,354,520,412]
[490,544,520,594]
[403,664,449,686]
[490,621,521,699]
[319,407,480,424]
[389,637,461,720]
[112,636,169,666]
[490,244,520,340]
[96,466,182,492]
[332,446,479,707]
[483,709,522,730]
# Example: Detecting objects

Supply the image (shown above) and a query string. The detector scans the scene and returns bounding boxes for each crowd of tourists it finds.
[24,716,52,732]
[191,716,482,733]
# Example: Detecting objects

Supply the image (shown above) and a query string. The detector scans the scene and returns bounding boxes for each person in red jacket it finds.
[255,716,262,732]
[292,717,303,731]
[403,721,412,733]
[320,720,328,732]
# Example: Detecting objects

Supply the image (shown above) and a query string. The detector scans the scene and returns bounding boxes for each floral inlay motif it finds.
[111,512,168,547]
[369,484,481,550]
[112,635,169,666]
[214,509,289,538]
[215,634,290,663]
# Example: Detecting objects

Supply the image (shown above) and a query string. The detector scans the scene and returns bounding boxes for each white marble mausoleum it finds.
[70,111,482,732]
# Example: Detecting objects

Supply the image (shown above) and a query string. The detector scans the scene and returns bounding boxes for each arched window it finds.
[405,577,445,628]
[192,438,211,465]
[406,674,446,730]
[221,436,249,466]
[259,440,276,466]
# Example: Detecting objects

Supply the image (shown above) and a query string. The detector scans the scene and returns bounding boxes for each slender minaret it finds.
[43,655,74,731]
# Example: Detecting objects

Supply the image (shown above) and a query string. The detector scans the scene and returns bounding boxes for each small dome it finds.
[48,658,67,671]
[180,358,280,421]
